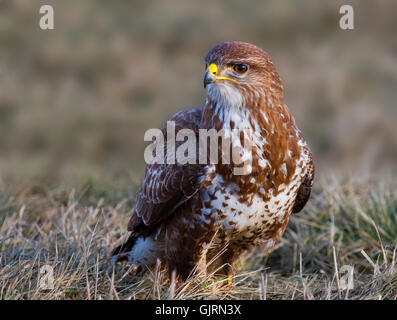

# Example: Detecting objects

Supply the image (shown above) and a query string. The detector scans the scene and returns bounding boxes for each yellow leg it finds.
[227,274,233,285]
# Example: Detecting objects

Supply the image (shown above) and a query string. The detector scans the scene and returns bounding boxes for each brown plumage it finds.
[111,41,314,281]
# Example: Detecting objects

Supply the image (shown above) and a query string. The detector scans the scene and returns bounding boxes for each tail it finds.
[110,230,165,269]
[110,234,137,263]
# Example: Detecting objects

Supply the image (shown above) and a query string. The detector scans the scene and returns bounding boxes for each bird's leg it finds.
[227,272,234,286]
[205,246,238,287]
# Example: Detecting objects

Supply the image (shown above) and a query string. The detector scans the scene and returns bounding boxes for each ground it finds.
[1,176,396,300]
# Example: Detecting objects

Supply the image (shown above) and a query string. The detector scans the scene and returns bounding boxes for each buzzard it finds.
[112,41,314,281]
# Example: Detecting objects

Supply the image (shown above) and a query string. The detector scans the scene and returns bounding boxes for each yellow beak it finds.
[204,63,236,88]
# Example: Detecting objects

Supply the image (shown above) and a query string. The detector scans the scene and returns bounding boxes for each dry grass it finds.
[0,176,396,300]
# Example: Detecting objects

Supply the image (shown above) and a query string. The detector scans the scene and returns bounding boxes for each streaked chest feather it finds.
[198,165,303,239]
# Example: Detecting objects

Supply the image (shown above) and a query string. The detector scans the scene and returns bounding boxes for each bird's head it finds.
[204,41,283,108]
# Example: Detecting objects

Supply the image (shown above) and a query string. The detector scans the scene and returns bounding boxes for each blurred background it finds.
[0,0,396,196]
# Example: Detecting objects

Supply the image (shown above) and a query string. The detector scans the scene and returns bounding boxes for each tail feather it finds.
[111,230,165,269]
[111,234,137,263]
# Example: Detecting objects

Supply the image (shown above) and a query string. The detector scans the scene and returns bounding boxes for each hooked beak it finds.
[203,69,216,88]
[204,63,236,88]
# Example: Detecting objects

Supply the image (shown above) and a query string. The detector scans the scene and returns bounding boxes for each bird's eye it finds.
[232,64,248,74]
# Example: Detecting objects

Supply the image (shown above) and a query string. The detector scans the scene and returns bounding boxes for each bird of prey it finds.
[112,41,314,281]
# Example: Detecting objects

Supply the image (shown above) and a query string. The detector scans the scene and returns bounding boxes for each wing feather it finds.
[292,145,314,214]
[128,108,206,235]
